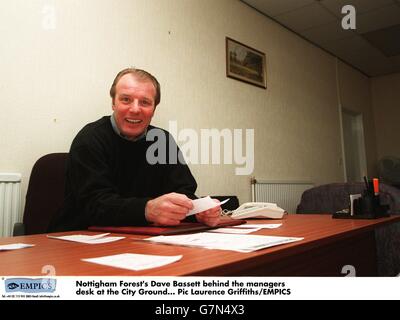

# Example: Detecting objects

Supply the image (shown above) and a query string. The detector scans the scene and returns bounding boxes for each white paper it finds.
[207,227,261,234]
[235,223,282,229]
[0,243,35,251]
[145,233,303,253]
[186,196,229,216]
[350,194,362,216]
[72,236,125,244]
[82,253,183,271]
[47,233,125,244]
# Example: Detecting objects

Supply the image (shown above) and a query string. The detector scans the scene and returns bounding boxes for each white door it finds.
[341,109,367,182]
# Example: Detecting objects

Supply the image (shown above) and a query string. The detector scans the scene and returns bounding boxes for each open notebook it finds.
[88,217,246,236]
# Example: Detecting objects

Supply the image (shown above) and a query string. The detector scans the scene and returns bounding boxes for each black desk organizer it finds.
[332,191,390,219]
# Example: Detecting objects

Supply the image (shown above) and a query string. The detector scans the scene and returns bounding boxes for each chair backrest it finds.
[23,153,68,235]
[296,182,400,214]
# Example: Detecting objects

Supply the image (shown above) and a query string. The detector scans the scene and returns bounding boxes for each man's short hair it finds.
[110,68,161,106]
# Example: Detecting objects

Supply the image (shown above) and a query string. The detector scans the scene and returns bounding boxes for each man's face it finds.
[112,74,156,139]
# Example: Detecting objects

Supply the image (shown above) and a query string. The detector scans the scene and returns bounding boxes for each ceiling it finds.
[241,0,400,77]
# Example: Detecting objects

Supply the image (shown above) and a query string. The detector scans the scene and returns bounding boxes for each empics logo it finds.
[5,278,56,293]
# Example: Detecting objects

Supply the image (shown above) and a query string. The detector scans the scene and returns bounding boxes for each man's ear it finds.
[112,102,116,111]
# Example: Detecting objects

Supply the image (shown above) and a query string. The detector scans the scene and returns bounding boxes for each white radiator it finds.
[0,173,22,237]
[251,179,314,214]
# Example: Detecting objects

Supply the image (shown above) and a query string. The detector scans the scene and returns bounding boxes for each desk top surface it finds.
[1,214,399,276]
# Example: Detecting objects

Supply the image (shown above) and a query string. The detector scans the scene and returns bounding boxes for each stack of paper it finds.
[235,223,282,229]
[144,232,303,253]
[205,223,282,234]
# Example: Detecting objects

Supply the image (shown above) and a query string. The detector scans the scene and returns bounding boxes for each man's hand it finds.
[196,199,222,227]
[145,193,193,226]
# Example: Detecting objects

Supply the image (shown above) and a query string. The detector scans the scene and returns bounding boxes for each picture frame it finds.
[226,37,266,89]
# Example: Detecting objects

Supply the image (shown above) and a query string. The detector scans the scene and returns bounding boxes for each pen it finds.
[363,176,370,192]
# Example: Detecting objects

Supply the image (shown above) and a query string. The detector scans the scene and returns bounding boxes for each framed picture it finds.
[226,37,266,89]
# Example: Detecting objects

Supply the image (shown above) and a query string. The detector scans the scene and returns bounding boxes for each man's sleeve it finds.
[161,133,199,222]
[68,142,150,227]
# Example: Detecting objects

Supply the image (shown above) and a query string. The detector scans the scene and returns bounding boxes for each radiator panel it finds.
[0,173,22,237]
[252,180,314,214]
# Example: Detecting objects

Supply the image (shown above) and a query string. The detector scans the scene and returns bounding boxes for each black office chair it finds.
[296,182,400,276]
[209,195,240,211]
[13,153,68,236]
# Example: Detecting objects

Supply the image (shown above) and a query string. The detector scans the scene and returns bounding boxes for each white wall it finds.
[371,73,400,161]
[337,61,377,176]
[0,0,377,210]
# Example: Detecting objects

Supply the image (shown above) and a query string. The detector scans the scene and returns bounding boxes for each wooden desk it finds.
[1,214,399,276]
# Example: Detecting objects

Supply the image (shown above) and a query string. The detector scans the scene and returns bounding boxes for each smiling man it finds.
[49,68,221,231]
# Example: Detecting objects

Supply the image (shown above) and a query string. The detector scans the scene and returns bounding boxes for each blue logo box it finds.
[5,278,56,293]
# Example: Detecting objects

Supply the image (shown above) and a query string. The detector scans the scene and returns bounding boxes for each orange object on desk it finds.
[373,178,379,195]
